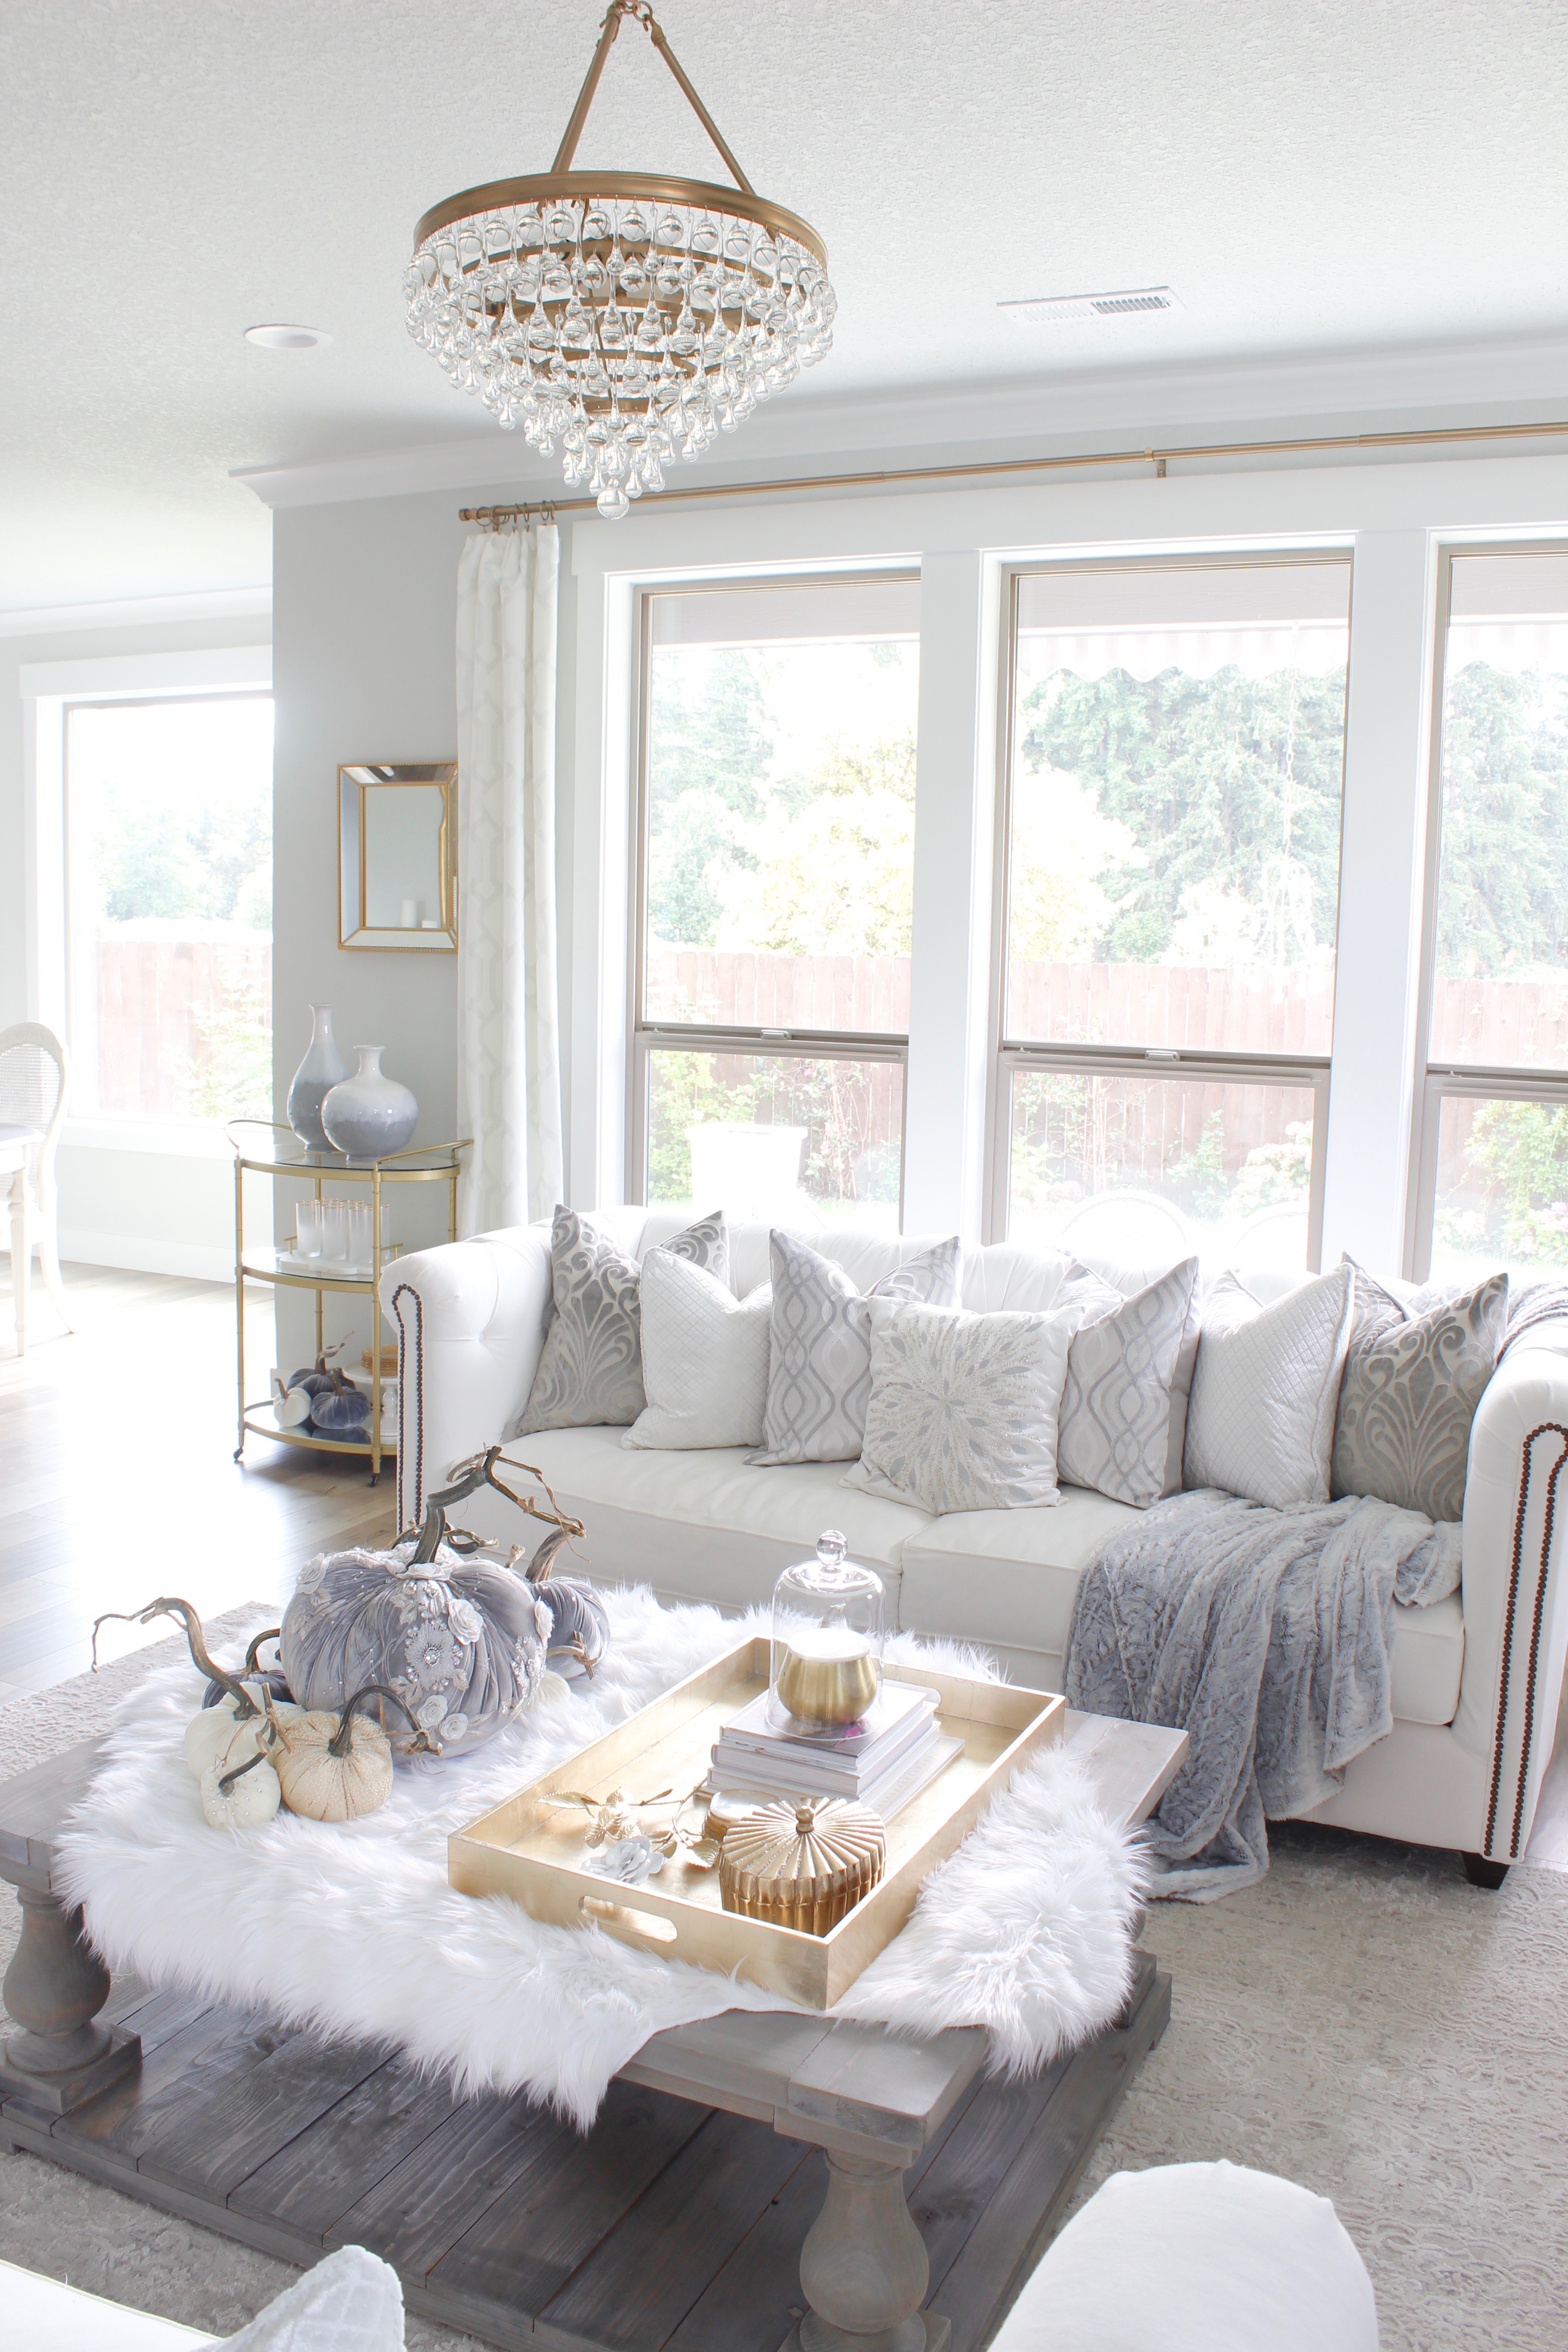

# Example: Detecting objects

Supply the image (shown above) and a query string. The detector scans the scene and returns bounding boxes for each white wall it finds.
[1,608,271,1282]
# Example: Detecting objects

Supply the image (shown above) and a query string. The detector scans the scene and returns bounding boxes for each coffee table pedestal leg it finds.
[0,1881,141,2114]
[786,2146,950,2352]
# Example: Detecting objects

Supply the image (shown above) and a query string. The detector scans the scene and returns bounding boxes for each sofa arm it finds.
[379,1222,553,1530]
[1456,1326,1568,1862]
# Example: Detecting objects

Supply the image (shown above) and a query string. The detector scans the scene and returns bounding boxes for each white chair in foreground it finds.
[4,2243,405,2350]
[991,2161,1379,2352]
[0,1020,71,1354]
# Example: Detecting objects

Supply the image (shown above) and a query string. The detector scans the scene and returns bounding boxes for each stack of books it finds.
[709,1679,961,1821]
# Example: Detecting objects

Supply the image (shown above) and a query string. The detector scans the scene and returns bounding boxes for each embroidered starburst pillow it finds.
[842,1298,1078,1515]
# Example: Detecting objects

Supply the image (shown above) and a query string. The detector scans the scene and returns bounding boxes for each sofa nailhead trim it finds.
[1487,1422,1568,1861]
[390,1280,425,1534]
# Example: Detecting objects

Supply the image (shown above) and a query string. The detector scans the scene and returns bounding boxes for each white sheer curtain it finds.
[454,524,563,1235]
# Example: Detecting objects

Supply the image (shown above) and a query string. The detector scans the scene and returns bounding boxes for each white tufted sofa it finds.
[382,1208,1568,1876]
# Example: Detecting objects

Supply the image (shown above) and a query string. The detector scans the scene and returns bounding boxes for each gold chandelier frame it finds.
[412,1,828,269]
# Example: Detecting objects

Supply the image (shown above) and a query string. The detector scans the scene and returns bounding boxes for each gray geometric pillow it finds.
[748,1230,962,1465]
[514,1205,728,1433]
[1057,1258,1202,1508]
[1330,1258,1508,1524]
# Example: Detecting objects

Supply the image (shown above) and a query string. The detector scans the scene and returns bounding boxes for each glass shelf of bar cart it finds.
[227,1120,469,1485]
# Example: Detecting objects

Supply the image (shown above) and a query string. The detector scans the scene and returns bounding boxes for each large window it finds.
[995,555,1351,1267]
[1413,547,1568,1280]
[66,695,274,1127]
[632,577,918,1225]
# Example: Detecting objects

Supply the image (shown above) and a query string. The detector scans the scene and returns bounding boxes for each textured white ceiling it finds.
[3,0,1567,610]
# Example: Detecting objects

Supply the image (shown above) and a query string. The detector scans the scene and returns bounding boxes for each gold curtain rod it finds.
[459,413,1568,525]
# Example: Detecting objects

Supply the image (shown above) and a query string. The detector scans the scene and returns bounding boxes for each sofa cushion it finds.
[897,1489,1140,1663]
[897,1492,1465,1726]
[510,1424,933,1612]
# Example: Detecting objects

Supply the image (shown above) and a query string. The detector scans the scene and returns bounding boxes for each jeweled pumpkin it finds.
[281,1544,551,1758]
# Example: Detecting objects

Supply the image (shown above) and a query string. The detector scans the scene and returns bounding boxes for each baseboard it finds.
[49,1230,234,1284]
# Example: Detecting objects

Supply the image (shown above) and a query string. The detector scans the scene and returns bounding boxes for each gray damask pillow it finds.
[843,1298,1077,1514]
[1330,1259,1508,1524]
[1056,1258,1202,1508]
[749,1230,963,1466]
[514,1205,728,1433]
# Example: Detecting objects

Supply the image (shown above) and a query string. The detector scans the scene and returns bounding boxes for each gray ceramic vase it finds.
[285,1005,349,1154]
[320,1045,418,1162]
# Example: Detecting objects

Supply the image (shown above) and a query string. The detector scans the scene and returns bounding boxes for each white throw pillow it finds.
[622,1247,772,1450]
[843,1298,1077,1514]
[1183,1263,1356,1509]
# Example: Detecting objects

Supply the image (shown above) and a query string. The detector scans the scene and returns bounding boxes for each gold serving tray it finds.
[449,1637,1065,2010]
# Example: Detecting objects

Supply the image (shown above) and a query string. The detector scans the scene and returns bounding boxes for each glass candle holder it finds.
[294,1201,323,1259]
[769,1531,885,1731]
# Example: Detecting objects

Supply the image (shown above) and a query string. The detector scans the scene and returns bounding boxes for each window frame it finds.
[625,568,919,1215]
[986,552,1351,1261]
[60,682,276,1147]
[1406,536,1568,1280]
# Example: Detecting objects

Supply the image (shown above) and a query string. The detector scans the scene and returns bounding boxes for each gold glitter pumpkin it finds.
[719,1799,886,1935]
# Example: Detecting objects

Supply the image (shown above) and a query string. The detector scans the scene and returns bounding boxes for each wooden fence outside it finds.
[88,936,271,1118]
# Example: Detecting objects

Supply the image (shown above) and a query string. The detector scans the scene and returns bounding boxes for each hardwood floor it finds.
[0,1263,397,1700]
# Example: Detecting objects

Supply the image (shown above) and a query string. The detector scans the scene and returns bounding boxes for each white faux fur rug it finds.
[55,1587,1143,2129]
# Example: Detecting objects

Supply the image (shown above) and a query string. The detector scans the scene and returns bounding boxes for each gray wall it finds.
[270,487,577,1364]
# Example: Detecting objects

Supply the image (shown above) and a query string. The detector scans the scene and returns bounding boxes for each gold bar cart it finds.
[229,1121,469,1487]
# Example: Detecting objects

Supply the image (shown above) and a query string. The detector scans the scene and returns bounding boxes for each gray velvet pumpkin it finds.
[281,1544,551,1758]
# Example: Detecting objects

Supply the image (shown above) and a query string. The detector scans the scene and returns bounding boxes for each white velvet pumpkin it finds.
[186,1694,300,1781]
[200,1723,282,1830]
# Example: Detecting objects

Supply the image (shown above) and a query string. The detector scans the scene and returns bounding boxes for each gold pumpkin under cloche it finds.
[719,1798,886,1936]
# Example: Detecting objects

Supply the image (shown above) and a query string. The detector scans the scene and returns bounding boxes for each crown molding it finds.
[0,584,272,642]
[231,331,1568,513]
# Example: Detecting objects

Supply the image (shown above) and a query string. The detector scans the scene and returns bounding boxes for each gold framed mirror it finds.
[338,762,457,951]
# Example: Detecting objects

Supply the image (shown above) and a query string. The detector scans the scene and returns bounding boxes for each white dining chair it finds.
[0,1021,72,1354]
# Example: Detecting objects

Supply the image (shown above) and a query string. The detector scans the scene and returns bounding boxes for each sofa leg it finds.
[1462,1852,1509,1889]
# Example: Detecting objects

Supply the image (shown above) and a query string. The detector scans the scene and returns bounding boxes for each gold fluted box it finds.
[720,1798,886,1936]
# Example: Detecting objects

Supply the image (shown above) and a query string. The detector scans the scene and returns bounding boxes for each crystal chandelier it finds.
[405,0,835,519]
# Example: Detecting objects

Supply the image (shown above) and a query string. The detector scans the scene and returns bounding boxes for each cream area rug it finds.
[5,1623,1568,2352]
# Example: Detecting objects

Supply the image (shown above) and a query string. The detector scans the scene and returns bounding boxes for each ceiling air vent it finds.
[999,287,1183,325]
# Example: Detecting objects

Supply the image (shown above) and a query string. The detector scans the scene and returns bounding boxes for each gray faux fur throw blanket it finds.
[1065,1488,1459,1901]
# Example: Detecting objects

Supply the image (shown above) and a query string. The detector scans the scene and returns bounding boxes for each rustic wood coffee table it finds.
[0,1712,1185,2352]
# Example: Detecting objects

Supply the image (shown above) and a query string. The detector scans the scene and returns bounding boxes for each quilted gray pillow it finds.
[1056,1258,1202,1508]
[514,1205,728,1433]
[1330,1259,1508,1524]
[749,1230,962,1465]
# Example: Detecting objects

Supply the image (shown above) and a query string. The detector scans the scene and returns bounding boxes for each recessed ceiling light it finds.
[244,324,332,351]
[999,287,1183,325]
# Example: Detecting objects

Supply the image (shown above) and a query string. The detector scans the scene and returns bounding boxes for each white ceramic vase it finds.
[320,1047,418,1163]
[286,1006,349,1155]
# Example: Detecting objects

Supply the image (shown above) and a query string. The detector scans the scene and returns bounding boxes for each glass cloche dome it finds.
[769,1530,885,1731]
